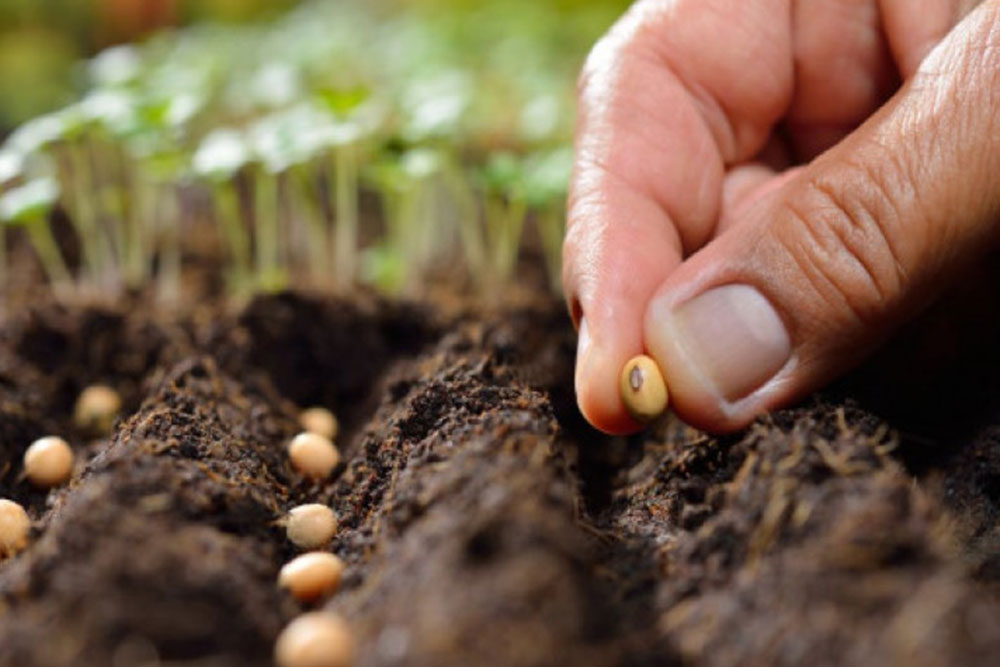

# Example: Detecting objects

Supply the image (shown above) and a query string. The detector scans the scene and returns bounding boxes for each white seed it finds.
[288,432,340,481]
[23,436,74,488]
[0,499,29,559]
[620,355,669,423]
[286,504,338,549]
[278,552,345,602]
[299,407,339,441]
[74,384,122,435]
[275,612,355,667]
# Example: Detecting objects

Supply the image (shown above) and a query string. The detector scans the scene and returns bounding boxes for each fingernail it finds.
[648,285,790,402]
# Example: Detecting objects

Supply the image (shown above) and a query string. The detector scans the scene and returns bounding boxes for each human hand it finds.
[563,0,1000,434]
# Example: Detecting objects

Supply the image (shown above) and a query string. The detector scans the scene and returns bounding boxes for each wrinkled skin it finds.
[564,0,1000,434]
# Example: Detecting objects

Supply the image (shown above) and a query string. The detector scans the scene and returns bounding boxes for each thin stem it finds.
[156,184,181,305]
[537,208,564,293]
[503,196,526,280]
[125,175,153,289]
[215,183,252,295]
[66,142,108,288]
[292,166,329,286]
[333,144,359,289]
[25,217,74,295]
[443,161,485,282]
[254,168,284,291]
[0,222,7,290]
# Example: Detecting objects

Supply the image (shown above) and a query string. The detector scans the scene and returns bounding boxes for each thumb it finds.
[644,1,1000,433]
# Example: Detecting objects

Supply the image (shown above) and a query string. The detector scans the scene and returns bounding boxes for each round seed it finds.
[286,504,338,550]
[288,432,341,481]
[620,355,669,423]
[278,552,345,602]
[23,436,74,488]
[0,499,29,559]
[74,384,122,436]
[275,612,355,667]
[299,407,339,441]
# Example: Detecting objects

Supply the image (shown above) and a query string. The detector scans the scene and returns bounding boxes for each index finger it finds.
[564,0,792,433]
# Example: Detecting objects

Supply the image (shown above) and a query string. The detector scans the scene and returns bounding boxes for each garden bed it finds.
[3,267,1000,667]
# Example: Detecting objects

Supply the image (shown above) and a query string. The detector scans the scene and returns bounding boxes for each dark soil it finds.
[3,271,1000,666]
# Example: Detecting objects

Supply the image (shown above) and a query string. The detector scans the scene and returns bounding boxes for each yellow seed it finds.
[278,552,345,602]
[23,436,74,488]
[275,612,355,667]
[288,433,341,481]
[74,385,122,435]
[286,504,338,550]
[620,355,669,423]
[299,407,339,441]
[0,499,29,559]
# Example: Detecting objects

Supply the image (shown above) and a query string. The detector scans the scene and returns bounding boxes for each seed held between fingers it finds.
[23,436,74,488]
[620,355,669,423]
[0,499,29,559]
[275,611,355,667]
[299,407,339,441]
[288,432,341,480]
[279,552,345,602]
[286,504,338,549]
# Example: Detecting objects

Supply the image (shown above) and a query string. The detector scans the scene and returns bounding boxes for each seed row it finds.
[275,408,355,667]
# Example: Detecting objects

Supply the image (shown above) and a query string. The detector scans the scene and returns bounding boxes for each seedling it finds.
[0,150,22,185]
[0,499,29,559]
[285,504,338,550]
[0,177,73,296]
[620,355,669,424]
[23,436,74,489]
[73,385,122,436]
[288,432,341,481]
[0,0,621,302]
[520,147,573,292]
[477,152,528,288]
[192,129,253,294]
[0,149,24,286]
[299,407,339,441]
[315,87,380,289]
[275,612,355,667]
[278,552,345,602]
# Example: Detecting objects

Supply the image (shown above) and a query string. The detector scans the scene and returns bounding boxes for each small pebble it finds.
[0,499,29,558]
[299,407,339,440]
[279,552,345,602]
[620,355,669,423]
[288,432,340,480]
[275,611,355,667]
[286,504,338,549]
[74,384,122,435]
[23,436,74,488]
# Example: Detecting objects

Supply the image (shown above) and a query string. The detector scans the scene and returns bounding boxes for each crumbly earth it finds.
[2,283,1000,667]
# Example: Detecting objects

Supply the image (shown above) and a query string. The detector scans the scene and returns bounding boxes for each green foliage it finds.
[0,0,625,299]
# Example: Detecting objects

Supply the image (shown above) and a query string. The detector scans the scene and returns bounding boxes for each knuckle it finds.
[777,163,912,325]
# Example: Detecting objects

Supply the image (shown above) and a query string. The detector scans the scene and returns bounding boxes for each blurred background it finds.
[0,0,630,133]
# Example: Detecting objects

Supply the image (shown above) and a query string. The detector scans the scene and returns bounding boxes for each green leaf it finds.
[0,149,23,183]
[193,129,250,182]
[0,176,59,225]
[315,85,370,118]
[477,151,522,195]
